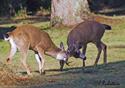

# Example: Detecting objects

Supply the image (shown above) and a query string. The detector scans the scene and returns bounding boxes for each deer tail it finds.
[102,24,112,30]
[3,32,12,41]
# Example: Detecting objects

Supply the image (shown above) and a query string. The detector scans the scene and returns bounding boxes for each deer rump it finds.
[4,25,53,53]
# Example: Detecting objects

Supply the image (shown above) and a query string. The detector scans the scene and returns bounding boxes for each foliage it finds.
[0,0,51,17]
[88,0,125,12]
[0,0,26,17]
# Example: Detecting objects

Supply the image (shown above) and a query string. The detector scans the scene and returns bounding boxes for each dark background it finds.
[0,0,125,17]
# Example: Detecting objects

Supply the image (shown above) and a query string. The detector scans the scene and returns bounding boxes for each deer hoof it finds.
[41,71,45,75]
[6,58,10,63]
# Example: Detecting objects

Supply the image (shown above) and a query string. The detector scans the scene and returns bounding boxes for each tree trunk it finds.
[51,0,92,27]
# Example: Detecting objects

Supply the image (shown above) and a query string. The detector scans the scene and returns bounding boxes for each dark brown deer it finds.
[3,25,68,76]
[60,20,111,70]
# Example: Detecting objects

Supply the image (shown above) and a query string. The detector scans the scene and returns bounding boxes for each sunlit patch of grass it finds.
[114,25,125,30]
[38,26,51,30]
[0,19,50,28]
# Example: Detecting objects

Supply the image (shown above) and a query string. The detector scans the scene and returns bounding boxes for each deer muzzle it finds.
[79,53,86,60]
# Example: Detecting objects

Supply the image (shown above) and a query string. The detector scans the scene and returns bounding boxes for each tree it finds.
[51,0,92,27]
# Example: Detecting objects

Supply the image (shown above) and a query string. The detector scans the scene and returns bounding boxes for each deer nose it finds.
[81,56,86,60]
[79,53,86,60]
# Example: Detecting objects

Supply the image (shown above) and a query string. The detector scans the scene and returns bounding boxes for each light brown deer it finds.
[4,25,68,76]
[60,20,111,70]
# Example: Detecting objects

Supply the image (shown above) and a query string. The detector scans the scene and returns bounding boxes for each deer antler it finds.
[65,61,76,66]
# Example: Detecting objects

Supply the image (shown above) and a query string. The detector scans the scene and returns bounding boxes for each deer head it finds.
[66,44,86,61]
[56,42,68,62]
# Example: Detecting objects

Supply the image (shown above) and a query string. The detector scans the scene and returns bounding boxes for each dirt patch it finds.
[0,62,32,87]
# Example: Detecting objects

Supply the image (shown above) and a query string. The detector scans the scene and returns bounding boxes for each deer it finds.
[3,25,69,76]
[60,20,112,70]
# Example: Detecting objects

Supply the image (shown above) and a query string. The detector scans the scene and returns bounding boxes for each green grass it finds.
[114,25,125,30]
[0,16,125,87]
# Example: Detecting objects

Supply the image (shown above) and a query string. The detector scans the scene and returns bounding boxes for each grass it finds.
[0,15,125,88]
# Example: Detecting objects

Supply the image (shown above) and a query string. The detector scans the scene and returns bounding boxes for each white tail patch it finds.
[10,38,17,48]
[4,36,12,41]
[9,37,17,58]
[56,53,66,61]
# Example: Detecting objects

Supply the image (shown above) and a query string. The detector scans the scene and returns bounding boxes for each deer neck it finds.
[45,45,61,59]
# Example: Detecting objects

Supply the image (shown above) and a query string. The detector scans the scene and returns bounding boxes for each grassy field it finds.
[0,15,125,88]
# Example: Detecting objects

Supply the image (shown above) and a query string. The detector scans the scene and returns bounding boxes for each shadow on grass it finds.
[16,61,124,87]
[0,16,50,25]
[108,44,125,49]
[38,61,124,88]
[19,61,125,75]
[45,61,125,76]
[29,61,125,76]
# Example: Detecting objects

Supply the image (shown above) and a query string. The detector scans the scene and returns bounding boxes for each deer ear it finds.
[72,44,79,53]
[60,42,64,50]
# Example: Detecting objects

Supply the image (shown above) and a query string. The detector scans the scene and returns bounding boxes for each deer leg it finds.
[59,60,64,71]
[94,43,102,66]
[82,44,87,69]
[20,50,32,76]
[35,53,42,74]
[6,41,17,63]
[36,46,45,75]
[101,42,107,66]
